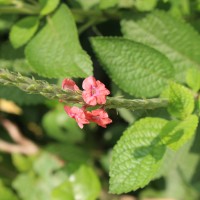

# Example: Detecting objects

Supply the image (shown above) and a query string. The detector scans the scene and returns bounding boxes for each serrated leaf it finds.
[121,10,200,82]
[10,16,39,49]
[168,82,194,119]
[160,115,198,150]
[186,68,200,92]
[39,0,60,15]
[161,115,198,150]
[69,165,101,200]
[26,4,93,78]
[109,117,168,194]
[51,180,74,200]
[91,37,174,97]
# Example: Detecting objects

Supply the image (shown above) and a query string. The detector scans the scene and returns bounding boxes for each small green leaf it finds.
[161,115,198,150]
[91,37,174,97]
[39,0,60,15]
[10,17,39,49]
[121,11,200,82]
[42,108,84,143]
[109,117,168,194]
[33,153,62,177]
[134,0,157,11]
[100,0,118,9]
[186,68,200,92]
[51,180,74,200]
[12,154,34,172]
[69,165,101,200]
[168,82,194,119]
[26,4,93,78]
[0,180,19,200]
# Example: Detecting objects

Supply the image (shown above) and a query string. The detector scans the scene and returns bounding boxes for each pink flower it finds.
[64,106,89,128]
[86,109,112,128]
[62,79,79,91]
[82,76,110,106]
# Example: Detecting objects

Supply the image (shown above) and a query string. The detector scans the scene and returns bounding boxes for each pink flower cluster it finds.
[62,76,112,129]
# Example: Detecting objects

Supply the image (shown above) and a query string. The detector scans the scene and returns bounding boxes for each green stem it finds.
[0,69,168,110]
[0,1,40,15]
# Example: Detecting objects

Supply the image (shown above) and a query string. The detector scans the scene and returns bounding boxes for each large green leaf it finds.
[91,37,174,97]
[26,4,93,78]
[109,117,168,194]
[121,10,200,82]
[10,16,39,49]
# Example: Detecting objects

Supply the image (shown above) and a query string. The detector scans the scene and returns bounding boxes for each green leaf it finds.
[0,85,45,105]
[12,154,34,172]
[51,180,74,200]
[39,0,60,15]
[109,117,168,194]
[186,68,200,92]
[13,153,67,200]
[161,115,198,151]
[0,180,19,200]
[121,10,200,82]
[134,0,157,11]
[42,108,84,143]
[69,165,101,200]
[99,0,118,9]
[91,37,174,97]
[26,4,93,78]
[46,144,90,174]
[33,152,62,177]
[10,17,39,49]
[167,82,194,119]
[0,41,31,74]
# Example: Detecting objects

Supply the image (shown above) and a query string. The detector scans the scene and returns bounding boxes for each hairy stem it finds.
[0,69,168,110]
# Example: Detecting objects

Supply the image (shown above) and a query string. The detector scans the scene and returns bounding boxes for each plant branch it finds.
[0,69,168,110]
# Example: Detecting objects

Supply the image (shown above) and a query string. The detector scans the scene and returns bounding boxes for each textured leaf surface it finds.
[10,17,39,48]
[91,37,174,97]
[161,115,198,151]
[109,117,168,194]
[26,4,93,78]
[39,0,60,15]
[121,10,200,82]
[168,82,194,119]
[69,165,101,200]
[186,68,200,92]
